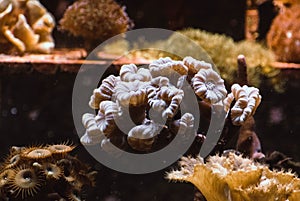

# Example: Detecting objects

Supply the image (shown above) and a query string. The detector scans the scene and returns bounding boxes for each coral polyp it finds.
[80,56,262,154]
[22,148,52,159]
[42,163,62,180]
[9,166,42,198]
[47,143,75,155]
[80,57,210,152]
[192,68,227,104]
[224,84,262,125]
[0,169,14,188]
[0,144,96,200]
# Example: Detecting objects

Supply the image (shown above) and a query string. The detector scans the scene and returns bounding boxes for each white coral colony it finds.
[0,0,55,53]
[80,56,262,153]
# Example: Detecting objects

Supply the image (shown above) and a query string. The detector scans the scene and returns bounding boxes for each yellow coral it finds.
[168,153,300,201]
[0,0,55,54]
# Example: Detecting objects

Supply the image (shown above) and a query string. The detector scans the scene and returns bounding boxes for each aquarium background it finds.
[0,0,299,200]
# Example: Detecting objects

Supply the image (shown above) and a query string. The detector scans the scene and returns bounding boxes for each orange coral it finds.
[267,4,300,62]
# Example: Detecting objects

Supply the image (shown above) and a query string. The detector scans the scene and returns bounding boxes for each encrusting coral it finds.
[0,0,55,54]
[0,143,97,201]
[167,152,300,201]
[80,56,262,155]
[59,0,133,49]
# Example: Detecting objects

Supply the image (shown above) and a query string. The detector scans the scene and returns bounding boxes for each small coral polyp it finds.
[0,144,96,200]
[0,0,55,54]
[167,152,300,201]
[80,56,262,153]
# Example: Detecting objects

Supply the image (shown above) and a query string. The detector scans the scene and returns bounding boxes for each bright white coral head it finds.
[127,122,162,151]
[224,84,262,125]
[149,57,188,78]
[89,75,119,109]
[114,80,148,107]
[81,113,103,145]
[120,64,152,82]
[95,100,119,136]
[192,68,227,104]
[183,56,212,75]
[148,85,184,119]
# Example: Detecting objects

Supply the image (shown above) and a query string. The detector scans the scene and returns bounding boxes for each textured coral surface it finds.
[59,0,132,44]
[168,153,300,201]
[267,4,300,62]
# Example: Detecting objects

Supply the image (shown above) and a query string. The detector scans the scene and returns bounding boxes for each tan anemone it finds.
[9,166,42,198]
[224,84,262,125]
[120,64,152,82]
[0,169,14,188]
[192,68,227,104]
[22,147,52,160]
[3,154,21,169]
[89,75,119,109]
[168,153,300,201]
[42,163,62,180]
[47,143,75,155]
[66,187,82,201]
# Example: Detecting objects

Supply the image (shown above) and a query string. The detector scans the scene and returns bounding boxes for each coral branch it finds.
[237,54,248,86]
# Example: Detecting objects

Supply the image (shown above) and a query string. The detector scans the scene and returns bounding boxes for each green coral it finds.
[167,29,278,88]
[101,28,284,91]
